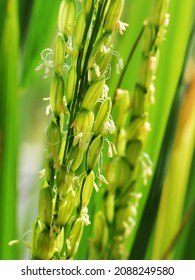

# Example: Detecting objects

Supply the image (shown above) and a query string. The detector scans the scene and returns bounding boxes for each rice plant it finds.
[0,0,195,260]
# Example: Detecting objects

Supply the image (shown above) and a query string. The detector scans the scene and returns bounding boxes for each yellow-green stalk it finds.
[31,0,127,260]
[95,0,170,260]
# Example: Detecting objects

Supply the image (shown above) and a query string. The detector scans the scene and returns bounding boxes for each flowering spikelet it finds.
[74,12,86,47]
[58,0,76,37]
[66,67,77,105]
[47,120,61,161]
[82,79,105,110]
[82,0,93,16]
[87,134,104,171]
[81,171,95,208]
[93,98,112,136]
[73,109,94,148]
[50,75,64,116]
[53,34,65,75]
[104,0,125,33]
[38,187,53,226]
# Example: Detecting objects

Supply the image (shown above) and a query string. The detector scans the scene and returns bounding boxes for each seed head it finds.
[68,145,85,171]
[38,186,53,226]
[87,134,104,171]
[56,191,78,226]
[115,128,126,156]
[53,34,65,75]
[56,167,75,197]
[115,89,130,127]
[114,206,132,235]
[66,218,84,259]
[50,75,64,116]
[93,98,112,136]
[55,227,64,253]
[81,171,95,208]
[73,110,94,148]
[58,0,76,37]
[139,57,154,89]
[142,22,155,55]
[92,49,113,80]
[36,228,55,260]
[126,140,143,168]
[45,158,55,186]
[66,67,77,105]
[106,157,132,190]
[74,12,86,47]
[104,0,124,33]
[82,0,93,16]
[32,223,55,260]
[82,79,105,110]
[152,0,169,27]
[93,211,108,251]
[47,120,62,161]
[105,192,115,223]
[126,117,147,141]
[132,83,148,117]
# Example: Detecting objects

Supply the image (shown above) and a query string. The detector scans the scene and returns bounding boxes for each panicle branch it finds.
[31,0,127,260]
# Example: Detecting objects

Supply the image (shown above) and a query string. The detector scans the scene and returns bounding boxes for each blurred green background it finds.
[0,0,194,260]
